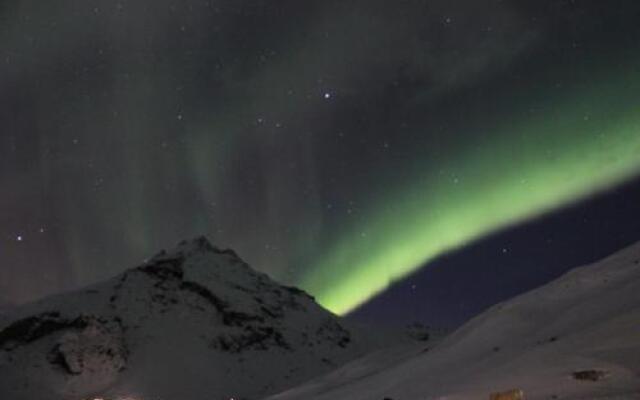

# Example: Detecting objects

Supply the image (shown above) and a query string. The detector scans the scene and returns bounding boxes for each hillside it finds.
[0,237,382,400]
[268,242,640,400]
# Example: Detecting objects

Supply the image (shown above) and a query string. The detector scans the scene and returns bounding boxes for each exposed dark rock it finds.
[572,369,607,381]
[405,322,431,342]
[260,306,280,318]
[214,326,290,353]
[180,281,228,312]
[283,285,307,296]
[0,312,88,350]
[217,247,241,258]
[223,310,264,326]
[1,313,128,377]
[316,318,351,348]
[138,258,184,281]
[535,336,559,346]
[46,316,128,375]
[47,343,76,374]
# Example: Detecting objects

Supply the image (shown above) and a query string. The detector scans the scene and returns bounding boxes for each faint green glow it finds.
[300,63,640,315]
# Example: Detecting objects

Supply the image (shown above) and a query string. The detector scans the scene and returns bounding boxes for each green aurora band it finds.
[300,60,640,316]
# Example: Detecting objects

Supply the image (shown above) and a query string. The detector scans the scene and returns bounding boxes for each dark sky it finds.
[352,175,640,328]
[2,1,640,325]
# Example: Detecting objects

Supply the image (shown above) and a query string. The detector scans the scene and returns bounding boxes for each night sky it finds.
[2,1,640,326]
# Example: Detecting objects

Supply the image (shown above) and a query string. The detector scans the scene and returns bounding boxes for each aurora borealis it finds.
[2,1,640,321]
[303,59,640,313]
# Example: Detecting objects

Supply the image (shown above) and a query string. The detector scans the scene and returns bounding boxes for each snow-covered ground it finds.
[3,238,639,400]
[0,237,386,400]
[267,242,640,400]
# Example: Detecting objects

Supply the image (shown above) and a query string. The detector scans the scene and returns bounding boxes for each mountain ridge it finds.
[0,236,382,400]
[267,241,640,400]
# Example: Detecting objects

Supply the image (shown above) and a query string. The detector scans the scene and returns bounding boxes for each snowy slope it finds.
[267,241,640,400]
[0,237,383,400]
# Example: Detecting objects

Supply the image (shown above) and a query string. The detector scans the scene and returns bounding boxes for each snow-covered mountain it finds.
[268,241,640,400]
[0,237,383,400]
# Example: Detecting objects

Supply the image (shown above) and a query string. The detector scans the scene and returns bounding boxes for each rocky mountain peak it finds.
[0,237,377,400]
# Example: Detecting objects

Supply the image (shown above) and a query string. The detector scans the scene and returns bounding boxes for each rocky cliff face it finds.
[0,237,379,400]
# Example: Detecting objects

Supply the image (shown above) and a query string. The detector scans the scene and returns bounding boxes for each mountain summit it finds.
[0,237,378,400]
